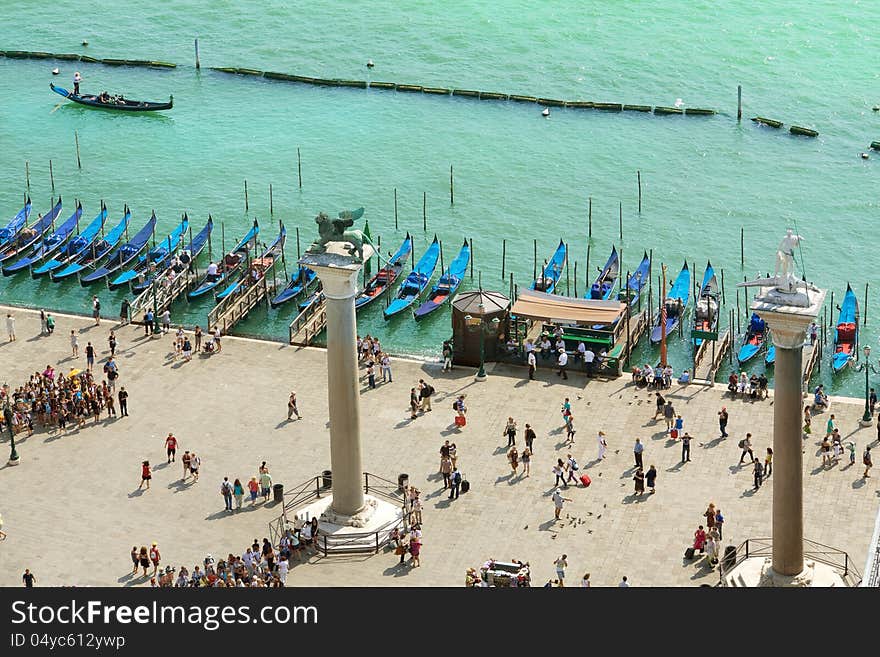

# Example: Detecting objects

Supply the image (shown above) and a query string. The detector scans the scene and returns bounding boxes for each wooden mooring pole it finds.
[25,161,30,193]
[49,159,55,195]
[244,180,249,212]
[865,282,869,325]
[573,261,578,298]
[737,84,742,122]
[422,191,427,231]
[269,183,274,216]
[449,165,454,205]
[393,188,398,230]
[619,202,623,241]
[501,239,506,280]
[469,238,474,280]
[588,196,592,239]
[637,170,642,213]
[296,148,302,189]
[74,131,82,170]
[740,227,744,268]
[194,38,201,69]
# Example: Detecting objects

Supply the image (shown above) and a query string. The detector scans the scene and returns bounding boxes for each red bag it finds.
[580,474,591,487]
[670,429,679,439]
[455,415,467,427]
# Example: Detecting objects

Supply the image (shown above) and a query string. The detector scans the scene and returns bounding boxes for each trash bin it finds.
[322,470,332,489]
[722,545,737,572]
[398,473,409,491]
[273,483,284,504]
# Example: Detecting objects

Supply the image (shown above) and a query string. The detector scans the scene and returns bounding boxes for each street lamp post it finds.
[861,345,872,426]
[464,304,500,382]
[3,384,20,466]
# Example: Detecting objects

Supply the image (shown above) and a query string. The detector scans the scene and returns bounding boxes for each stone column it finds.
[766,320,806,576]
[754,290,824,578]
[300,244,373,518]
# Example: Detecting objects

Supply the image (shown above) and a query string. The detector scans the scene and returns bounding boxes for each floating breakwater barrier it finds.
[623,104,652,112]
[789,125,818,137]
[0,50,176,68]
[751,117,784,128]
[653,106,684,115]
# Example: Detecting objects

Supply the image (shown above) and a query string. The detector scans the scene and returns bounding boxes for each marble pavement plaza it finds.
[0,306,877,587]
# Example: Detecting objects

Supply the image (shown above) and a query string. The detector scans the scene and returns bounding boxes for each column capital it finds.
[299,243,374,300]
[750,285,826,349]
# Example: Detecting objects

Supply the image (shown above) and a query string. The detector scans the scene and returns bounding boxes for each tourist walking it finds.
[45,313,54,335]
[825,414,836,438]
[21,569,36,587]
[437,451,452,488]
[739,433,754,463]
[260,468,272,501]
[553,459,567,487]
[693,526,707,554]
[165,433,178,463]
[161,309,171,334]
[130,546,139,574]
[137,547,150,577]
[449,467,462,499]
[503,417,517,447]
[139,460,152,490]
[120,298,130,325]
[190,452,201,482]
[633,438,644,468]
[553,555,568,587]
[248,477,259,504]
[566,453,580,485]
[85,341,95,371]
[564,414,576,445]
[442,340,453,371]
[118,386,129,416]
[663,401,676,432]
[70,330,79,357]
[653,392,665,419]
[149,542,161,576]
[92,296,101,325]
[718,407,729,438]
[633,466,645,495]
[194,326,202,352]
[597,431,608,460]
[233,478,245,510]
[556,348,569,379]
[380,353,392,382]
[646,465,657,493]
[864,446,873,478]
[527,349,536,380]
[108,331,117,357]
[181,450,191,481]
[715,508,724,540]
[39,309,47,335]
[366,362,376,389]
[508,446,519,475]
[681,432,691,462]
[409,387,419,420]
[524,423,536,453]
[764,447,773,476]
[521,447,531,477]
[418,379,434,411]
[287,391,301,420]
[221,477,234,512]
[552,488,571,520]
[753,458,764,490]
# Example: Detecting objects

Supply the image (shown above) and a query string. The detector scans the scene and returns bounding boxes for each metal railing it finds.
[718,537,862,587]
[130,268,194,319]
[268,472,408,556]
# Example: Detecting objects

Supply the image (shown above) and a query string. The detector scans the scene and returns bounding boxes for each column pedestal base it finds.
[7,456,20,466]
[723,557,848,587]
[287,494,404,554]
[859,419,873,427]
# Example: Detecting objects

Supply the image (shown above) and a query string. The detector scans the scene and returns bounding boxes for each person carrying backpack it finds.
[449,468,462,499]
[418,379,434,412]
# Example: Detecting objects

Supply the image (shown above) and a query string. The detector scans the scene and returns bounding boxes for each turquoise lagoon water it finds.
[0,1,879,395]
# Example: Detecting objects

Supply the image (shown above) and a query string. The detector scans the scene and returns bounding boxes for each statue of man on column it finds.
[774,229,804,291]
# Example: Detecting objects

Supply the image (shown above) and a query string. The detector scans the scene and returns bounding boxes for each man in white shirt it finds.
[556,349,569,380]
[527,350,537,380]
[276,555,289,585]
[584,347,595,377]
[576,341,586,364]
[206,261,219,280]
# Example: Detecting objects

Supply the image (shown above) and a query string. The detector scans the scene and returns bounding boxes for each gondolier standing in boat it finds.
[73,71,82,95]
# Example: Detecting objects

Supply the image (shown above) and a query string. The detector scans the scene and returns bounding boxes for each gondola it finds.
[832,284,858,373]
[50,83,172,111]
[692,261,719,347]
[0,198,31,250]
[587,245,619,300]
[384,235,440,319]
[355,233,413,310]
[413,238,470,320]
[531,239,566,295]
[214,225,286,301]
[270,266,317,309]
[108,214,188,290]
[617,251,650,308]
[130,216,213,294]
[765,340,775,367]
[3,201,81,276]
[649,262,690,344]
[0,198,63,264]
[33,204,107,278]
[737,313,766,363]
[187,219,259,300]
[51,207,131,281]
[79,211,157,285]
[298,287,323,313]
